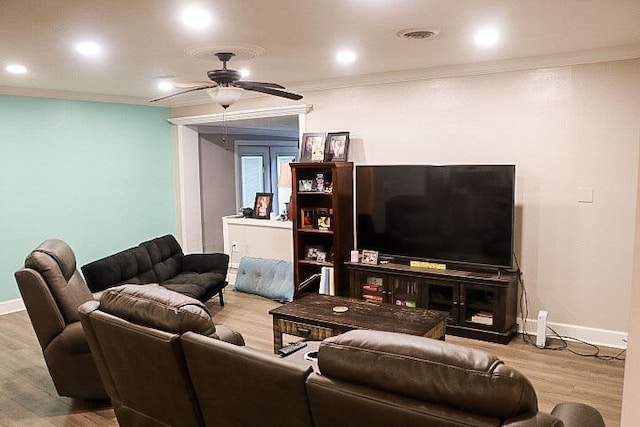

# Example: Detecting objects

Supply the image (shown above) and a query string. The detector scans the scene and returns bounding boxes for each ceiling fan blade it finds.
[172,81,216,89]
[240,85,303,101]
[149,85,216,103]
[235,81,285,90]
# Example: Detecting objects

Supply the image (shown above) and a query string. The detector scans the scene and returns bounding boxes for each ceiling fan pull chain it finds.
[222,108,229,150]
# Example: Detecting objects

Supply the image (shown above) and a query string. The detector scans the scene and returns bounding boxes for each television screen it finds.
[356,164,515,269]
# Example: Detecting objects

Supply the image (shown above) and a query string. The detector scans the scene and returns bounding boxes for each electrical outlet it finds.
[231,242,239,253]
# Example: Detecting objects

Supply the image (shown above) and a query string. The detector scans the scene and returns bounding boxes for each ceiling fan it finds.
[150,52,303,108]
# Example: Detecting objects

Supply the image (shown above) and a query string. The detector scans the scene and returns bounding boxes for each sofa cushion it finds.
[163,271,226,299]
[99,284,216,336]
[82,245,157,292]
[319,330,538,420]
[141,235,183,282]
[233,257,294,302]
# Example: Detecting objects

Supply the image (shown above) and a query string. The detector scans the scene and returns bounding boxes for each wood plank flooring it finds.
[0,289,625,426]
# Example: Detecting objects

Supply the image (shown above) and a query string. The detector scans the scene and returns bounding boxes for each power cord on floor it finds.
[513,252,626,362]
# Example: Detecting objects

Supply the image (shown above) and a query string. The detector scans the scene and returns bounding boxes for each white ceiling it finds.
[1,0,640,108]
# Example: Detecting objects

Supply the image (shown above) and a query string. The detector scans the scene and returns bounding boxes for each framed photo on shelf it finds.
[314,172,326,192]
[301,208,315,228]
[315,213,332,230]
[316,251,327,262]
[299,179,314,192]
[325,132,350,161]
[361,249,379,265]
[299,132,327,162]
[304,245,324,260]
[253,192,273,219]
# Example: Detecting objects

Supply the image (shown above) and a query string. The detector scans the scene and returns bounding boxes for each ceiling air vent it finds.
[396,28,440,41]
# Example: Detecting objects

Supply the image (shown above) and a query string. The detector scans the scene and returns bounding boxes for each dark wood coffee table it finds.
[269,294,447,352]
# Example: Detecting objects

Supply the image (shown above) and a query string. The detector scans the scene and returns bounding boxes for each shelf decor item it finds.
[325,131,350,161]
[299,132,327,162]
[361,250,379,265]
[301,208,315,228]
[305,245,324,260]
[253,192,273,219]
[299,179,314,191]
[316,213,332,230]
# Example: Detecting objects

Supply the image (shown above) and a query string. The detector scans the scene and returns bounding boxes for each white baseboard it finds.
[0,298,25,315]
[521,317,628,349]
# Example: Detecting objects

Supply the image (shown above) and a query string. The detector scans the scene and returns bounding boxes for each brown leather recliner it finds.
[306,330,606,427]
[14,239,108,400]
[78,284,245,427]
[181,332,315,427]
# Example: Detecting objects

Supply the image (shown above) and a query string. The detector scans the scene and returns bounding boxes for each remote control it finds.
[278,341,307,356]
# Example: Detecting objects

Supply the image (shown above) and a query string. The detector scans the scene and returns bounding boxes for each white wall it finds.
[175,59,640,343]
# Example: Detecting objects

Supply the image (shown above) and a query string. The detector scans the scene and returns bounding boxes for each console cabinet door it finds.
[349,269,390,304]
[424,279,460,324]
[459,283,505,331]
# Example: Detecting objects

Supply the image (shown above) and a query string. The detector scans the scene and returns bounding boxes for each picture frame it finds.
[315,213,332,231]
[301,208,315,229]
[299,179,314,192]
[253,192,273,219]
[325,131,350,162]
[316,251,327,262]
[361,249,379,265]
[305,245,324,260]
[299,132,327,162]
[314,172,326,192]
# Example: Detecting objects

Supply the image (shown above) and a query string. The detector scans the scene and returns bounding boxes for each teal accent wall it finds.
[0,95,176,303]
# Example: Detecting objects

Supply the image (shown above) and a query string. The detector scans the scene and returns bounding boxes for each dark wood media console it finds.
[346,262,518,344]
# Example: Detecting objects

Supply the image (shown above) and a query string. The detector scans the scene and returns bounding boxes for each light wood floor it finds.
[0,289,625,426]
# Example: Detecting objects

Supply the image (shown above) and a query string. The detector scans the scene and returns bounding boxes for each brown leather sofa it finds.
[78,284,605,427]
[14,239,108,400]
[78,284,244,427]
[307,330,605,427]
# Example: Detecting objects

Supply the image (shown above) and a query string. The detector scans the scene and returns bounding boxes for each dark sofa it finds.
[80,284,605,427]
[81,235,229,305]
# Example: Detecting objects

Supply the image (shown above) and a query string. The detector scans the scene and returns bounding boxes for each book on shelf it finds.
[362,285,381,292]
[319,266,335,296]
[362,294,383,303]
[470,311,493,325]
[366,277,384,287]
[395,299,417,308]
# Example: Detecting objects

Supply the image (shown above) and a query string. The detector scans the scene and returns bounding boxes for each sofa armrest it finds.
[503,412,563,426]
[182,253,229,274]
[550,403,605,427]
[504,403,605,427]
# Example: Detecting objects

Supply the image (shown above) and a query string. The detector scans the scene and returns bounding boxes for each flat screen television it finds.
[356,164,515,270]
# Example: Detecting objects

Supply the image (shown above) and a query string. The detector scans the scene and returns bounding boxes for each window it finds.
[237,142,297,216]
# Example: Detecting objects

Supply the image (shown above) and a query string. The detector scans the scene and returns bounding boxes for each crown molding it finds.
[286,43,640,94]
[169,104,313,126]
[0,86,150,106]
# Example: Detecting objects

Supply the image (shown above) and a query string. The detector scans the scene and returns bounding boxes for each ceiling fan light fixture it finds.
[207,86,243,108]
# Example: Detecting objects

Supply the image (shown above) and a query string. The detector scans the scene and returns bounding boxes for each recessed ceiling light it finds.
[181,6,212,29]
[6,64,28,74]
[239,68,250,78]
[336,50,357,64]
[474,28,500,47]
[157,81,175,92]
[75,41,102,56]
